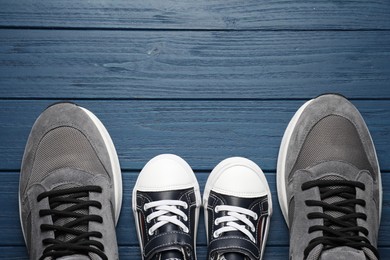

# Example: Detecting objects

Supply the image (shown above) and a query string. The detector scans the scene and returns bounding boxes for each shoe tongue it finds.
[218,195,257,240]
[305,161,358,232]
[319,247,366,260]
[159,220,180,233]
[149,190,187,234]
[221,230,245,239]
[159,250,184,260]
[221,252,248,260]
[304,165,373,260]
[51,184,89,242]
[147,190,190,260]
[317,174,357,233]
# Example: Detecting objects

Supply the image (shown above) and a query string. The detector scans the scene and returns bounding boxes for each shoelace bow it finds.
[213,205,258,243]
[144,200,189,235]
[37,185,107,260]
[302,179,379,259]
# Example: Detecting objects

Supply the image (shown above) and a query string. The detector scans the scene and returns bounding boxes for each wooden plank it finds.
[0,30,390,99]
[0,1,389,30]
[2,246,390,259]
[0,100,389,171]
[0,246,282,259]
[1,171,389,250]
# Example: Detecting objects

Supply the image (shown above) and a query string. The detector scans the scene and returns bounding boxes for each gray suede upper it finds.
[282,94,381,260]
[19,103,119,260]
[285,95,379,181]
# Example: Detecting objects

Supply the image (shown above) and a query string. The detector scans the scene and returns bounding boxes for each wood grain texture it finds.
[0,0,390,30]
[0,30,390,99]
[0,246,279,259]
[1,1,389,258]
[1,171,390,248]
[0,245,302,260]
[1,246,387,259]
[0,100,389,171]
[1,246,390,260]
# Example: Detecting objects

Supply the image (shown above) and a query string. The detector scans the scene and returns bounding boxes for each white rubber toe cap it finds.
[207,157,270,198]
[135,154,197,192]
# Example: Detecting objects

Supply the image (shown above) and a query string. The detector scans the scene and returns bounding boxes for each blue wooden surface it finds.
[0,1,389,259]
[0,30,389,99]
[1,0,390,30]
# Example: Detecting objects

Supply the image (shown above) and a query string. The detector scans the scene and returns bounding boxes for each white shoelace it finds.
[213,205,258,243]
[144,200,189,235]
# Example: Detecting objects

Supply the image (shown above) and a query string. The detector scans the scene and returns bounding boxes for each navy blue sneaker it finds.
[203,157,272,260]
[132,154,201,260]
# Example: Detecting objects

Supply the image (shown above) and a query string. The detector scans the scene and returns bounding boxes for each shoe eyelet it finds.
[213,231,219,238]
[253,213,258,220]
[143,205,147,211]
[184,203,188,209]
[183,216,188,221]
[214,219,219,225]
[183,227,189,233]
[146,217,150,223]
[215,206,220,213]
[148,230,154,236]
[185,246,191,256]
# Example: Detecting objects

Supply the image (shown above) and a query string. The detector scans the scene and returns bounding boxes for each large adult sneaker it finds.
[19,102,122,260]
[133,154,201,260]
[203,157,272,260]
[277,94,382,260]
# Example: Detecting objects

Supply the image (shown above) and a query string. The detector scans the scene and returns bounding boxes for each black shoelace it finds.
[302,179,379,259]
[37,185,107,260]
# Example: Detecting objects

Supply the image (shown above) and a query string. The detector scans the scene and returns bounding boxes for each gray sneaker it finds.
[19,102,122,260]
[277,94,381,260]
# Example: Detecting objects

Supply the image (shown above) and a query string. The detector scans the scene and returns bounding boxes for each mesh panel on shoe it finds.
[319,175,351,226]
[307,244,323,260]
[29,126,107,187]
[292,115,372,174]
[50,184,104,260]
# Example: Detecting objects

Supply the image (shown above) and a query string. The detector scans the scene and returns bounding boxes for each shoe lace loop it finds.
[37,185,107,260]
[144,200,189,235]
[213,205,258,243]
[302,179,379,259]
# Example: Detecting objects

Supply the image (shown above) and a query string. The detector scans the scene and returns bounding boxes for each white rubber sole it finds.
[203,157,272,259]
[276,99,314,225]
[276,98,382,225]
[18,178,25,244]
[132,154,201,260]
[80,107,123,225]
